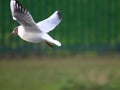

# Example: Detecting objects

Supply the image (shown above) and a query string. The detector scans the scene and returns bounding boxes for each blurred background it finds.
[0,0,120,56]
[0,0,120,90]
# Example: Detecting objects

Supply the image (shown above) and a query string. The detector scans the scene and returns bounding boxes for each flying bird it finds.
[10,0,62,48]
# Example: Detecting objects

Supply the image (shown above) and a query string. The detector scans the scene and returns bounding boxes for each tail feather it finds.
[42,33,61,47]
[53,40,61,47]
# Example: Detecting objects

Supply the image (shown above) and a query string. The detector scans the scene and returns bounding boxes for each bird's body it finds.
[18,26,43,43]
[18,26,61,47]
[10,0,62,47]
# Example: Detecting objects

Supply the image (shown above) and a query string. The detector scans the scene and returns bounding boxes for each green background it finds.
[0,0,120,55]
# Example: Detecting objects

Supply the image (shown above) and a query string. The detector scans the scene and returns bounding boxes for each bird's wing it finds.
[37,11,62,33]
[10,0,36,26]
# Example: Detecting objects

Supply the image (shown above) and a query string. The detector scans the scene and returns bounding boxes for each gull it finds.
[10,0,62,48]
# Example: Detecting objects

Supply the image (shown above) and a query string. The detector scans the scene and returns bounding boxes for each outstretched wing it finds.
[10,0,36,26]
[37,11,62,33]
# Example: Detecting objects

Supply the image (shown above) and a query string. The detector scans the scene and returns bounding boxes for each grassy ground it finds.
[0,56,120,90]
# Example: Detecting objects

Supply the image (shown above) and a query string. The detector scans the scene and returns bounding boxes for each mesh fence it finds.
[0,0,120,55]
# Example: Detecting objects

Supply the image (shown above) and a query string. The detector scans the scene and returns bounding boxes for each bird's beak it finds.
[10,32,13,36]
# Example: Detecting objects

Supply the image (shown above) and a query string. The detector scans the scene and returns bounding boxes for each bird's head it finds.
[10,27,18,36]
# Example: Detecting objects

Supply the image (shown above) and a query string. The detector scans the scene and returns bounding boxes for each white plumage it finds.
[10,0,62,47]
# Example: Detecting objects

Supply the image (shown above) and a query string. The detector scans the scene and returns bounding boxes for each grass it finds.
[0,56,120,90]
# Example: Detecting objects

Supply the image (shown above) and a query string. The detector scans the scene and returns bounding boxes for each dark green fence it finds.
[0,0,120,55]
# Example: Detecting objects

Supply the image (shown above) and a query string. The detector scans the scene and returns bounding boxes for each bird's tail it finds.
[52,40,61,47]
[43,33,61,47]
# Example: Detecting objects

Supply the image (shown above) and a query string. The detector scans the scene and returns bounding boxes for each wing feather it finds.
[10,0,36,26]
[37,11,62,33]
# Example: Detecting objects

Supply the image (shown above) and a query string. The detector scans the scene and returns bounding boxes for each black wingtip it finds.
[57,11,62,20]
[13,0,28,14]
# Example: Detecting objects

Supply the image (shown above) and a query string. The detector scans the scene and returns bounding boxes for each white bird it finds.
[10,0,62,48]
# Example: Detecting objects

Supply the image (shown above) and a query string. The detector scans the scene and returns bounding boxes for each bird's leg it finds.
[45,41,54,48]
